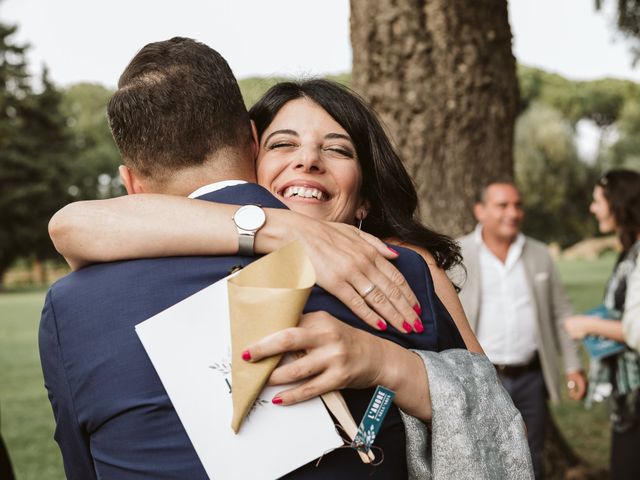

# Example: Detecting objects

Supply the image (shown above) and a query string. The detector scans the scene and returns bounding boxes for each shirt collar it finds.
[475,223,526,265]
[187,180,247,199]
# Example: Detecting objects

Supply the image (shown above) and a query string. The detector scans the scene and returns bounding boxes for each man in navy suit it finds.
[40,37,464,479]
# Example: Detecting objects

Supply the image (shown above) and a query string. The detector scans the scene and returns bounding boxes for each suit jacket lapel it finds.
[461,239,482,331]
[520,240,541,335]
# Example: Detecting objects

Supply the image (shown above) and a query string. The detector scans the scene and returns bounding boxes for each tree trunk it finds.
[350,0,518,237]
[350,1,606,477]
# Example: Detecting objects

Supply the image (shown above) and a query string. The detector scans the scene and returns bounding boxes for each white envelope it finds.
[135,276,343,480]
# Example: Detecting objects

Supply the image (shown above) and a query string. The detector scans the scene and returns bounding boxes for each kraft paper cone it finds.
[228,241,315,433]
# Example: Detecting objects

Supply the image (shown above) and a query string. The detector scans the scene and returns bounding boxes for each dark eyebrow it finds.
[263,129,298,145]
[325,132,352,142]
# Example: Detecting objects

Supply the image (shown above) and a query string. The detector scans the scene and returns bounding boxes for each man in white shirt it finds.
[454,181,586,479]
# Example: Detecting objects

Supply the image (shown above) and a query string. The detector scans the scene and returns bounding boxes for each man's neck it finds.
[152,164,256,197]
[163,174,254,197]
[481,230,516,264]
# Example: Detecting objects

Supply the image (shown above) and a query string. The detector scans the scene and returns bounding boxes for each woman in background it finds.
[565,169,640,480]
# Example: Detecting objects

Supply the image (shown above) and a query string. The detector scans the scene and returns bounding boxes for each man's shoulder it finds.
[456,232,476,253]
[46,255,243,317]
[522,236,553,261]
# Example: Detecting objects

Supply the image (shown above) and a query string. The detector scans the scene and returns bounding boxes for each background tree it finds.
[0,21,33,279]
[61,83,122,200]
[605,97,640,170]
[350,0,518,237]
[596,0,640,62]
[515,103,600,247]
[518,65,638,127]
[0,23,74,281]
[16,69,75,267]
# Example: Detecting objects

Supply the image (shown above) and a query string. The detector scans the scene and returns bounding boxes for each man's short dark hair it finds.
[476,178,519,204]
[107,37,251,181]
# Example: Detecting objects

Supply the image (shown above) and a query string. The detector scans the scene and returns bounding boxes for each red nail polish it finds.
[402,321,412,333]
[272,396,283,405]
[241,350,251,361]
[413,304,422,316]
[387,246,399,255]
[377,320,388,331]
[414,319,424,333]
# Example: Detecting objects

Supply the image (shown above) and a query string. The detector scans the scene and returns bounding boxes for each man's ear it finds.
[118,165,145,195]
[473,202,484,223]
[250,120,259,160]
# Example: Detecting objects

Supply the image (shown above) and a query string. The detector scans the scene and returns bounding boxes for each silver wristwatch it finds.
[232,205,266,256]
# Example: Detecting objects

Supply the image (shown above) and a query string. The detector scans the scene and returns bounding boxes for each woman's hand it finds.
[564,314,626,342]
[245,311,384,402]
[564,315,596,340]
[271,212,422,334]
[242,311,432,421]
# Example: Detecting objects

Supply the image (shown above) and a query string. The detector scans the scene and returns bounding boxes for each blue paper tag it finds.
[352,386,395,452]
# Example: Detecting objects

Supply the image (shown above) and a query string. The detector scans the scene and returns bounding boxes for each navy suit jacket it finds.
[39,183,464,479]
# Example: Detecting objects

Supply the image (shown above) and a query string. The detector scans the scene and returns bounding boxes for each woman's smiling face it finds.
[255,98,365,224]
[589,185,617,234]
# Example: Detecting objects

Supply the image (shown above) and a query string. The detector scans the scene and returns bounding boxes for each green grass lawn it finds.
[551,254,616,470]
[0,255,617,477]
[0,291,65,480]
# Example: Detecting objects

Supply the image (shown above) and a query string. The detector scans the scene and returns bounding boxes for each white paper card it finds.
[135,277,343,480]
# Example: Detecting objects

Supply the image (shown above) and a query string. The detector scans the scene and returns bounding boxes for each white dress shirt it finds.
[474,225,538,366]
[188,180,247,198]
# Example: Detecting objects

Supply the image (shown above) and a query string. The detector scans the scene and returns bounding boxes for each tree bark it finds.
[350,0,518,237]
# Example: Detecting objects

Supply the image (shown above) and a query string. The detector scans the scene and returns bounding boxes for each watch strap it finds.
[238,233,255,256]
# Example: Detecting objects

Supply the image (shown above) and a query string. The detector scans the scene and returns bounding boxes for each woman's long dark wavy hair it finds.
[597,169,640,253]
[249,79,461,271]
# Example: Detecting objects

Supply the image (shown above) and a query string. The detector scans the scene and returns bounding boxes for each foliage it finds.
[515,103,600,246]
[0,22,31,276]
[0,24,75,278]
[238,76,289,108]
[605,97,640,169]
[518,65,638,126]
[238,72,350,108]
[61,83,122,200]
[0,22,126,282]
[595,0,640,62]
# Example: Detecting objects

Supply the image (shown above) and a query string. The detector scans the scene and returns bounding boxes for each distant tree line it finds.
[1,21,639,281]
[0,22,122,281]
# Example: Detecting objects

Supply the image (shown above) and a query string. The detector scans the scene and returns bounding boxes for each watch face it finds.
[234,205,266,231]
